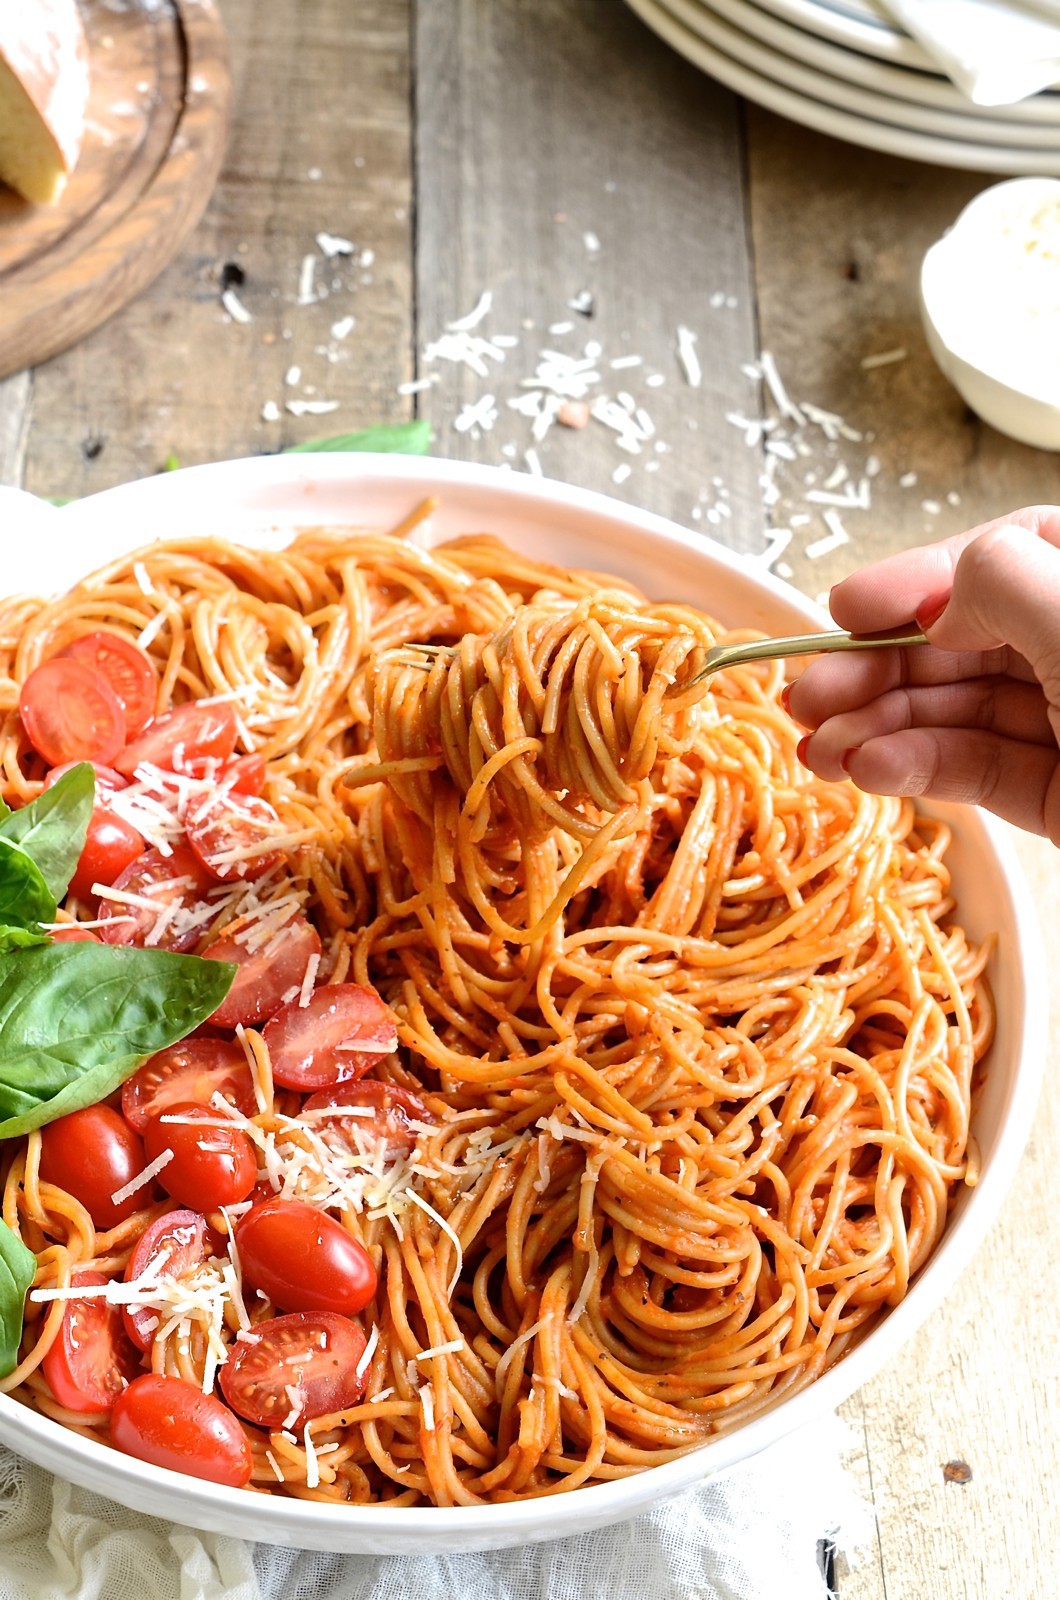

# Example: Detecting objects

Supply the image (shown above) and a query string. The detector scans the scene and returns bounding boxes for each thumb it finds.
[919,524,1060,702]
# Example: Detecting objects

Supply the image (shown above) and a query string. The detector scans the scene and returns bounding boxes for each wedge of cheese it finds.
[0,0,89,205]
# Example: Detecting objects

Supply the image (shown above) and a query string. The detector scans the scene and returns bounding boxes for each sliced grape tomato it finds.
[302,1080,431,1156]
[40,1271,141,1415]
[97,844,215,952]
[68,809,145,902]
[186,792,284,883]
[205,914,321,1030]
[115,699,239,780]
[59,632,158,737]
[263,983,398,1092]
[222,753,267,796]
[19,658,126,767]
[218,1311,369,1430]
[121,1037,256,1133]
[43,761,127,799]
[122,1209,208,1350]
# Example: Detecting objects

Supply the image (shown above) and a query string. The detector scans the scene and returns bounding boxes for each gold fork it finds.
[688,622,929,686]
[378,623,930,681]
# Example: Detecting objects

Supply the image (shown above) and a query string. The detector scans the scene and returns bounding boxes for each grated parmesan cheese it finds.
[298,952,321,1007]
[413,1338,464,1362]
[355,1322,380,1379]
[110,1149,173,1206]
[676,325,702,389]
[447,290,493,332]
[281,1385,302,1430]
[303,1424,319,1488]
[494,1318,545,1390]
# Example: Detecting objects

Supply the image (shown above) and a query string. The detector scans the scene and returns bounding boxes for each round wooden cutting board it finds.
[0,0,231,381]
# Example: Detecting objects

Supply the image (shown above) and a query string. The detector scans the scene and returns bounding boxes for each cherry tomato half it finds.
[19,659,126,767]
[69,809,145,902]
[204,915,322,1030]
[123,1210,208,1350]
[121,1037,256,1133]
[41,1271,141,1415]
[38,1106,148,1230]
[114,700,239,780]
[43,761,127,800]
[219,1311,368,1431]
[59,633,158,738]
[144,1101,257,1212]
[302,1080,431,1157]
[235,1198,378,1317]
[42,758,145,903]
[186,792,284,883]
[97,844,215,952]
[110,1374,252,1487]
[262,983,398,1092]
[222,753,267,796]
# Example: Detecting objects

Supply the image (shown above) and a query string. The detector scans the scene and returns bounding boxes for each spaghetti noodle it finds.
[0,524,991,1505]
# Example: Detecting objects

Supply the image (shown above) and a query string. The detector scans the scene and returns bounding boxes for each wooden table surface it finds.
[2,1,1059,1592]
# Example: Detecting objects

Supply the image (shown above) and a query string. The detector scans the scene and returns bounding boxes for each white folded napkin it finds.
[880,0,1060,104]
[0,1415,871,1600]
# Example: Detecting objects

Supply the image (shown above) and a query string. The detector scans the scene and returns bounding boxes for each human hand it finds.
[786,506,1060,843]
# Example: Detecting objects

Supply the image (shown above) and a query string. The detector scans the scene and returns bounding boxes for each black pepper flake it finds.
[843,260,861,283]
[943,1460,972,1484]
[220,260,246,293]
[81,434,104,461]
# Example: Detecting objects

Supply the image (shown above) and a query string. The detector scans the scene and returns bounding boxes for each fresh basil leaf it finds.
[0,925,49,954]
[0,763,94,902]
[284,420,432,456]
[0,840,55,930]
[0,1219,35,1378]
[0,944,235,1139]
[0,796,9,822]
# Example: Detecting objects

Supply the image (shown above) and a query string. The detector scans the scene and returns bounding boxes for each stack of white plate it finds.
[624,0,1060,172]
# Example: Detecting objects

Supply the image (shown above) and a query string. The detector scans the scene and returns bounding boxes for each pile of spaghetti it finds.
[0,522,992,1505]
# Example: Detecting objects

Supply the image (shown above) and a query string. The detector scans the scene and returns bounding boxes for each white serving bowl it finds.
[0,455,1046,1553]
[920,178,1060,451]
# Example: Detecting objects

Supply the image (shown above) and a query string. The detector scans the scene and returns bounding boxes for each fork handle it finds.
[702,622,929,677]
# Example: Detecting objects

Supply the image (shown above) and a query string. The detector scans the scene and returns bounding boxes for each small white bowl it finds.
[0,455,1047,1552]
[921,177,1060,451]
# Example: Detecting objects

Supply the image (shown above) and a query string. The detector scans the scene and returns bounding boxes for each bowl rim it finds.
[0,452,1047,1545]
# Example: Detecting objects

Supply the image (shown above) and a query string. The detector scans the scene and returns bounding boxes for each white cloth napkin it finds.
[0,1415,871,1600]
[880,0,1060,104]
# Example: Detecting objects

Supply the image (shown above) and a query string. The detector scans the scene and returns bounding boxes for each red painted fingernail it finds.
[796,735,811,765]
[915,593,950,631]
[780,683,793,716]
[839,747,858,773]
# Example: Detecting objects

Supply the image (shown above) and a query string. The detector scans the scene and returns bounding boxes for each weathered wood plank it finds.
[414,0,766,552]
[16,0,414,502]
[837,828,1060,1600]
[748,113,1060,1600]
[746,108,1060,602]
[0,371,31,488]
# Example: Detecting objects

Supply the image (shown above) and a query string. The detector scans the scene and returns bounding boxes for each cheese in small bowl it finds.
[920,178,1060,452]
